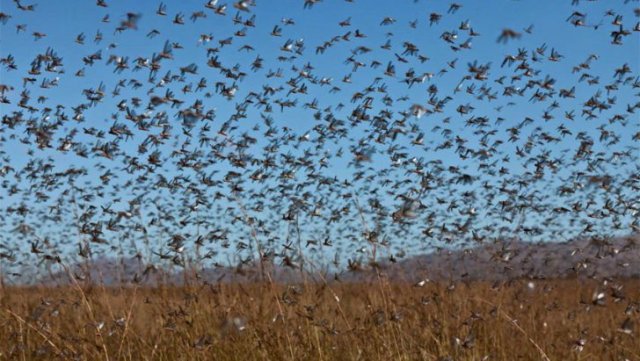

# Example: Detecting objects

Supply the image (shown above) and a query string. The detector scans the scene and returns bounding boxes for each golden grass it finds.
[0,277,638,360]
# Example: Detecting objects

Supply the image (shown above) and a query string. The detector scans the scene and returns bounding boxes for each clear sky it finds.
[0,0,638,279]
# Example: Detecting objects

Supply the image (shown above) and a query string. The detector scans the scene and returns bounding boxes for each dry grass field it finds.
[0,277,638,361]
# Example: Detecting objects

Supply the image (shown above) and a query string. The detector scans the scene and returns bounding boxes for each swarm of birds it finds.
[0,0,638,284]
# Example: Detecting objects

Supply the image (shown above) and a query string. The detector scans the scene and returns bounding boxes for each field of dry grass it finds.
[0,277,638,361]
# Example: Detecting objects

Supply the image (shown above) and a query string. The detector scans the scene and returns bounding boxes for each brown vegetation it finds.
[1,278,638,360]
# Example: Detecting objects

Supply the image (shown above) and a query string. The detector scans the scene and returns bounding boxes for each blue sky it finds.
[0,0,638,278]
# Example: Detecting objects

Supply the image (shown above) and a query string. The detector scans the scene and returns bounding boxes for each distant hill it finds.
[361,234,640,283]
[39,255,304,286]
[39,235,639,286]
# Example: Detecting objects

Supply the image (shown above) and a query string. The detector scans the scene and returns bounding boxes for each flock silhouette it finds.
[0,0,638,283]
